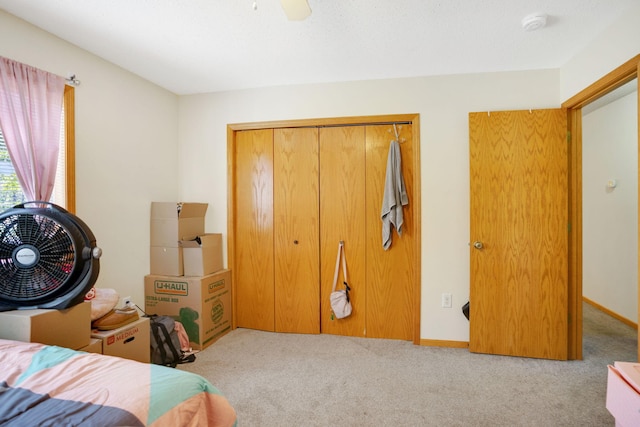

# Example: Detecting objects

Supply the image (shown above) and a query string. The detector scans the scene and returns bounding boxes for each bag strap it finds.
[332,241,348,292]
[152,320,181,367]
[150,322,167,362]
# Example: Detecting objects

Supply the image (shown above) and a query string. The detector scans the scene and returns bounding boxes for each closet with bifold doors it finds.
[229,114,420,342]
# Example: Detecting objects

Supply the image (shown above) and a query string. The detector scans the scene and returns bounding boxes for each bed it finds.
[0,338,237,426]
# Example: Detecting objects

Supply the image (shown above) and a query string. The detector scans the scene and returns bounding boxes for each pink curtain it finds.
[0,56,66,202]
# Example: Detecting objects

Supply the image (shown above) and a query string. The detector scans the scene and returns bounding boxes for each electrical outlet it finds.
[441,293,452,308]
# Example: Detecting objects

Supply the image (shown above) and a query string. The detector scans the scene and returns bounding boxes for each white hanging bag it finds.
[330,241,352,319]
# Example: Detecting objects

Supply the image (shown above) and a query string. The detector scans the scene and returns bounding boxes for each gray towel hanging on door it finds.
[380,139,408,250]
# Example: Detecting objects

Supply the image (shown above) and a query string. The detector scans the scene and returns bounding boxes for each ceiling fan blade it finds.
[280,0,311,21]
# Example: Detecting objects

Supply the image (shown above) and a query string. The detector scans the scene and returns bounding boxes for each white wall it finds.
[560,3,640,101]
[583,90,638,322]
[0,11,180,307]
[178,71,561,341]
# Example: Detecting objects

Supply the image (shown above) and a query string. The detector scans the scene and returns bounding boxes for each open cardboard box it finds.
[150,202,207,276]
[181,233,223,276]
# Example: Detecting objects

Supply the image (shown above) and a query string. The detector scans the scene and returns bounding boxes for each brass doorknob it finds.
[473,241,483,250]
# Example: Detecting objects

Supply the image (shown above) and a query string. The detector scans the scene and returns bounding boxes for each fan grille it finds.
[0,213,76,300]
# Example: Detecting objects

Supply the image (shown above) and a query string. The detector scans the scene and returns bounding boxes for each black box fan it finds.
[0,202,102,312]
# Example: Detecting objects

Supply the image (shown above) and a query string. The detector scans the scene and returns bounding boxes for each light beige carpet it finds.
[180,303,637,426]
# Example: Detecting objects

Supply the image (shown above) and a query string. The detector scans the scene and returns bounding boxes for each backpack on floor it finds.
[149,315,194,367]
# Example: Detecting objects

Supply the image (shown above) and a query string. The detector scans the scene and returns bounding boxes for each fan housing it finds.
[0,202,101,311]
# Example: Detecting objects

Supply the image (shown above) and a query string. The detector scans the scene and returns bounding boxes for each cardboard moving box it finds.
[150,202,208,276]
[150,246,184,277]
[79,338,103,354]
[150,202,207,247]
[181,233,223,276]
[144,269,232,350]
[92,317,150,363]
[0,301,91,349]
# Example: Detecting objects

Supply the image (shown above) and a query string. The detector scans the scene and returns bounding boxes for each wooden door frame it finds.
[227,114,422,344]
[562,54,640,360]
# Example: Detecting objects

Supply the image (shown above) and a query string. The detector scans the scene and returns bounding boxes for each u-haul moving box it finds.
[150,202,207,276]
[144,269,232,350]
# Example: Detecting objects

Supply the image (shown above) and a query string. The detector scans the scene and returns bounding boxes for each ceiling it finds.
[0,0,637,95]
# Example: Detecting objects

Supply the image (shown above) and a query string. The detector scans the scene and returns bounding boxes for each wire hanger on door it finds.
[388,123,406,143]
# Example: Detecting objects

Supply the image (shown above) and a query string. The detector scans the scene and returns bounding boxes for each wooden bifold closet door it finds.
[364,125,415,340]
[319,126,367,337]
[233,127,320,334]
[234,129,275,332]
[273,128,320,334]
[231,119,416,341]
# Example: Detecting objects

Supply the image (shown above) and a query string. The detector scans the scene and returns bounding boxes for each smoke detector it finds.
[522,13,547,31]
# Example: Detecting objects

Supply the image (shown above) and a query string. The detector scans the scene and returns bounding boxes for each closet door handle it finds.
[293,240,299,245]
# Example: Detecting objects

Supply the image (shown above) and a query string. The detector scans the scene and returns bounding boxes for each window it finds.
[0,85,75,212]
[0,131,25,209]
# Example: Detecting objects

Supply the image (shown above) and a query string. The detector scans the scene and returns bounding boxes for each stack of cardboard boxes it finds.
[144,202,232,351]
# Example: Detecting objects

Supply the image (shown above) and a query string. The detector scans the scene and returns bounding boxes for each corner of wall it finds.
[559,4,640,101]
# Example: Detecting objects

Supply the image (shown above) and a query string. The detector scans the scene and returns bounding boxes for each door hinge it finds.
[567,131,571,143]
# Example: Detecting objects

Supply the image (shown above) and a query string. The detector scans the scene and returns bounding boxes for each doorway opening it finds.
[562,54,640,360]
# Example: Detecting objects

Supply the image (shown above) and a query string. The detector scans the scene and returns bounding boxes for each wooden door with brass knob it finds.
[274,127,320,333]
[469,109,568,360]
